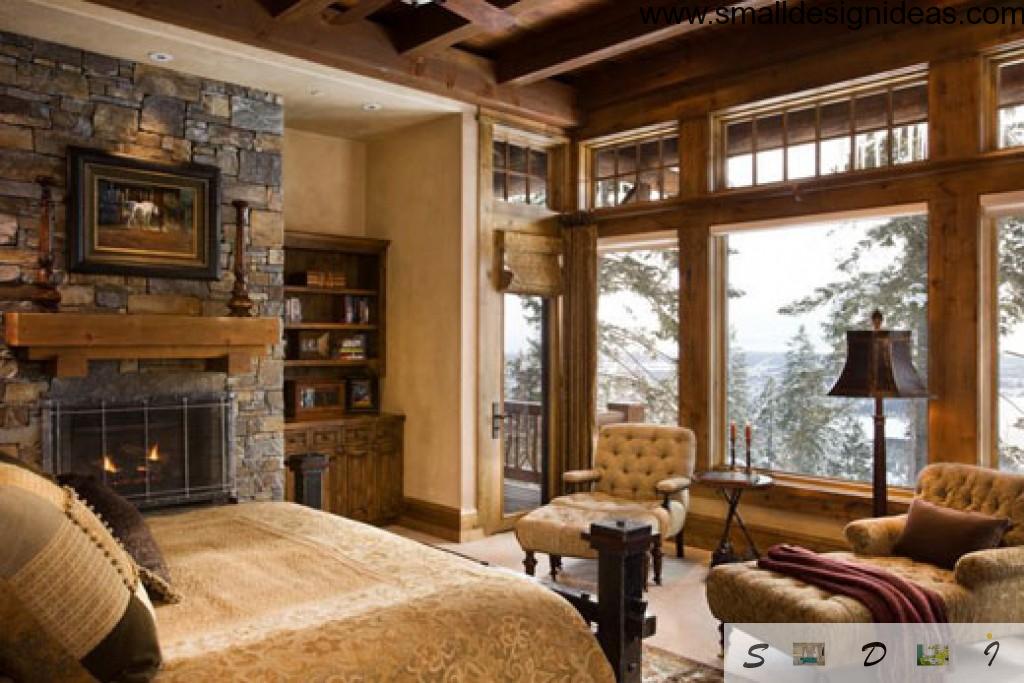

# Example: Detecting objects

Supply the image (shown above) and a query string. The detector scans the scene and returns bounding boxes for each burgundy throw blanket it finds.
[757,544,947,623]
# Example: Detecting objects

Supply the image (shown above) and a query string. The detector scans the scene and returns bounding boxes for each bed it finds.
[146,502,615,682]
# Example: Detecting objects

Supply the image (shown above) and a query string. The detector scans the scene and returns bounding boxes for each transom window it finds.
[719,77,928,189]
[996,58,1024,149]
[592,132,679,208]
[493,139,548,206]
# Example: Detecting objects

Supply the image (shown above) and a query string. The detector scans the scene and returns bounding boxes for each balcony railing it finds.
[503,400,543,484]
[502,401,646,484]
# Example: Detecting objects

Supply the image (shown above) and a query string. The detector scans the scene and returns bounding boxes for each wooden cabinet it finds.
[285,414,404,525]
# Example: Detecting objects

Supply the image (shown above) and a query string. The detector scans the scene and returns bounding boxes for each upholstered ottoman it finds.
[514,502,661,580]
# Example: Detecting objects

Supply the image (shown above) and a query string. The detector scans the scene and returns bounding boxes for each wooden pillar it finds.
[929,55,985,160]
[678,221,711,471]
[928,194,981,465]
[927,55,984,465]
[677,115,710,198]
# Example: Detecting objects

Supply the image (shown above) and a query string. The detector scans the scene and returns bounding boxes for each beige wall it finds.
[284,128,366,235]
[366,114,478,514]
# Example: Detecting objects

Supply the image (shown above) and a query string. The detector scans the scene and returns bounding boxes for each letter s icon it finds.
[743,643,769,668]
[862,641,887,667]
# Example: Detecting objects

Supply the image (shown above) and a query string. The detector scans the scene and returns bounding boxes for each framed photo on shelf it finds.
[67,146,220,279]
[346,378,377,413]
[297,330,331,359]
[286,380,345,421]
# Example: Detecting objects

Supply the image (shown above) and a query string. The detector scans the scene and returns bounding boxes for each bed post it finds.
[553,519,656,682]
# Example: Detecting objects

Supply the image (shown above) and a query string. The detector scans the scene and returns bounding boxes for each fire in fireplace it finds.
[43,394,235,509]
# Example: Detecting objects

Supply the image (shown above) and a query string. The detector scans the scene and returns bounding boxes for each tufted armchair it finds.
[706,463,1024,627]
[515,424,695,585]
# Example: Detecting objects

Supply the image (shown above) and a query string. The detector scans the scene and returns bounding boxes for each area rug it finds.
[642,645,723,682]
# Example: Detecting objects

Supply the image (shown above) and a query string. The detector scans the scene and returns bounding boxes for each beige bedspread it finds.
[147,502,613,682]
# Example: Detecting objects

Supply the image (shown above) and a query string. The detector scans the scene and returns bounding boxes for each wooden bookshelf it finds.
[282,233,401,525]
[285,359,380,369]
[283,232,389,413]
[284,323,377,331]
[284,286,378,297]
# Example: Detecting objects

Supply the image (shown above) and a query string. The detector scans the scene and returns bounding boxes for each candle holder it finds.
[729,430,737,471]
[0,177,61,310]
[228,200,255,317]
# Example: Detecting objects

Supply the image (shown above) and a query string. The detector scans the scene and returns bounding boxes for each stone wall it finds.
[0,31,285,501]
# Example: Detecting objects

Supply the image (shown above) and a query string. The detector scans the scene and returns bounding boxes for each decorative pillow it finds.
[0,460,162,682]
[893,498,1011,569]
[58,473,180,604]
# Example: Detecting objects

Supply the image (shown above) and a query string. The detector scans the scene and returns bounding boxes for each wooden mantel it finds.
[3,313,280,377]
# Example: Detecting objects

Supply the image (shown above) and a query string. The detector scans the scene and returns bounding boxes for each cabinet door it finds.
[328,448,347,517]
[374,419,403,522]
[343,421,375,523]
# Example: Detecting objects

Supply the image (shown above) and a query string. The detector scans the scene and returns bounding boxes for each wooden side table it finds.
[694,471,774,567]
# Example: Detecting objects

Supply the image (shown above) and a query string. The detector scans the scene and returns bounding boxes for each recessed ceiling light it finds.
[361,102,383,112]
[147,51,174,63]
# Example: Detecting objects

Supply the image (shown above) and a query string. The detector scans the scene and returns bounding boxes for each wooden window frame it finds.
[709,203,929,493]
[988,48,1024,151]
[714,70,929,191]
[492,135,552,208]
[978,191,1024,471]
[584,124,681,210]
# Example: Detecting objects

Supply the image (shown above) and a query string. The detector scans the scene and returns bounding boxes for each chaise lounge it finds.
[706,463,1024,625]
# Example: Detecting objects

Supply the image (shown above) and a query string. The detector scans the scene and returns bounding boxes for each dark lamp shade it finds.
[829,329,927,398]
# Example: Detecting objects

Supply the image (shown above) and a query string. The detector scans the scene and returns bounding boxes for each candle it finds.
[729,421,736,470]
[744,423,752,475]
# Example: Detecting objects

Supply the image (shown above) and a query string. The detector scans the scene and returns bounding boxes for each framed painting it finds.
[67,147,220,279]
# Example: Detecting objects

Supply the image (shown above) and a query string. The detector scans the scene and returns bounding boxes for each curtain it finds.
[560,212,598,487]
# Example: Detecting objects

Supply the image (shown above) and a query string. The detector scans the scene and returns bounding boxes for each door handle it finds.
[491,402,505,439]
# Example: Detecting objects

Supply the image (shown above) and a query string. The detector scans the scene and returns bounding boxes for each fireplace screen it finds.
[44,394,235,509]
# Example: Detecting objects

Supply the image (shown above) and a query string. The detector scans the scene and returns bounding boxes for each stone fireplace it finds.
[0,31,286,502]
[44,393,236,509]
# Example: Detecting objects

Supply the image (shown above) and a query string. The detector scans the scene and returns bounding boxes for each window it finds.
[722,211,928,486]
[493,139,548,206]
[592,132,679,208]
[997,215,1024,472]
[597,242,679,424]
[996,58,1024,148]
[719,77,928,189]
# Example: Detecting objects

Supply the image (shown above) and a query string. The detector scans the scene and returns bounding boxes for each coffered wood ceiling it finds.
[85,0,997,129]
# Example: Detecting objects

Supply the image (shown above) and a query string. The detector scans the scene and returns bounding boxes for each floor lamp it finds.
[829,310,927,518]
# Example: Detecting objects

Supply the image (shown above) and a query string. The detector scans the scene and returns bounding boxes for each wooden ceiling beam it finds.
[494,0,778,86]
[578,5,1024,139]
[576,0,985,110]
[325,0,394,26]
[269,0,335,21]
[390,0,547,58]
[440,0,517,32]
[85,0,578,127]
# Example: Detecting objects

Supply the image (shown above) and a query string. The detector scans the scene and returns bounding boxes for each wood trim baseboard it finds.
[681,512,849,555]
[400,497,482,543]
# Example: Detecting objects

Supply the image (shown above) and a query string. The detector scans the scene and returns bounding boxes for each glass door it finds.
[501,293,549,516]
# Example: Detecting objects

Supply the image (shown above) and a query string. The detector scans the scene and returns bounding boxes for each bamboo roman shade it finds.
[497,230,563,296]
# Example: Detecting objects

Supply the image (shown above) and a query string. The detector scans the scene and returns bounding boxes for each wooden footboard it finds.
[551,520,657,683]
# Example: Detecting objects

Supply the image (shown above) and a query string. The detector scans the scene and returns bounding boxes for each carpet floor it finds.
[643,645,724,682]
[388,526,724,674]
